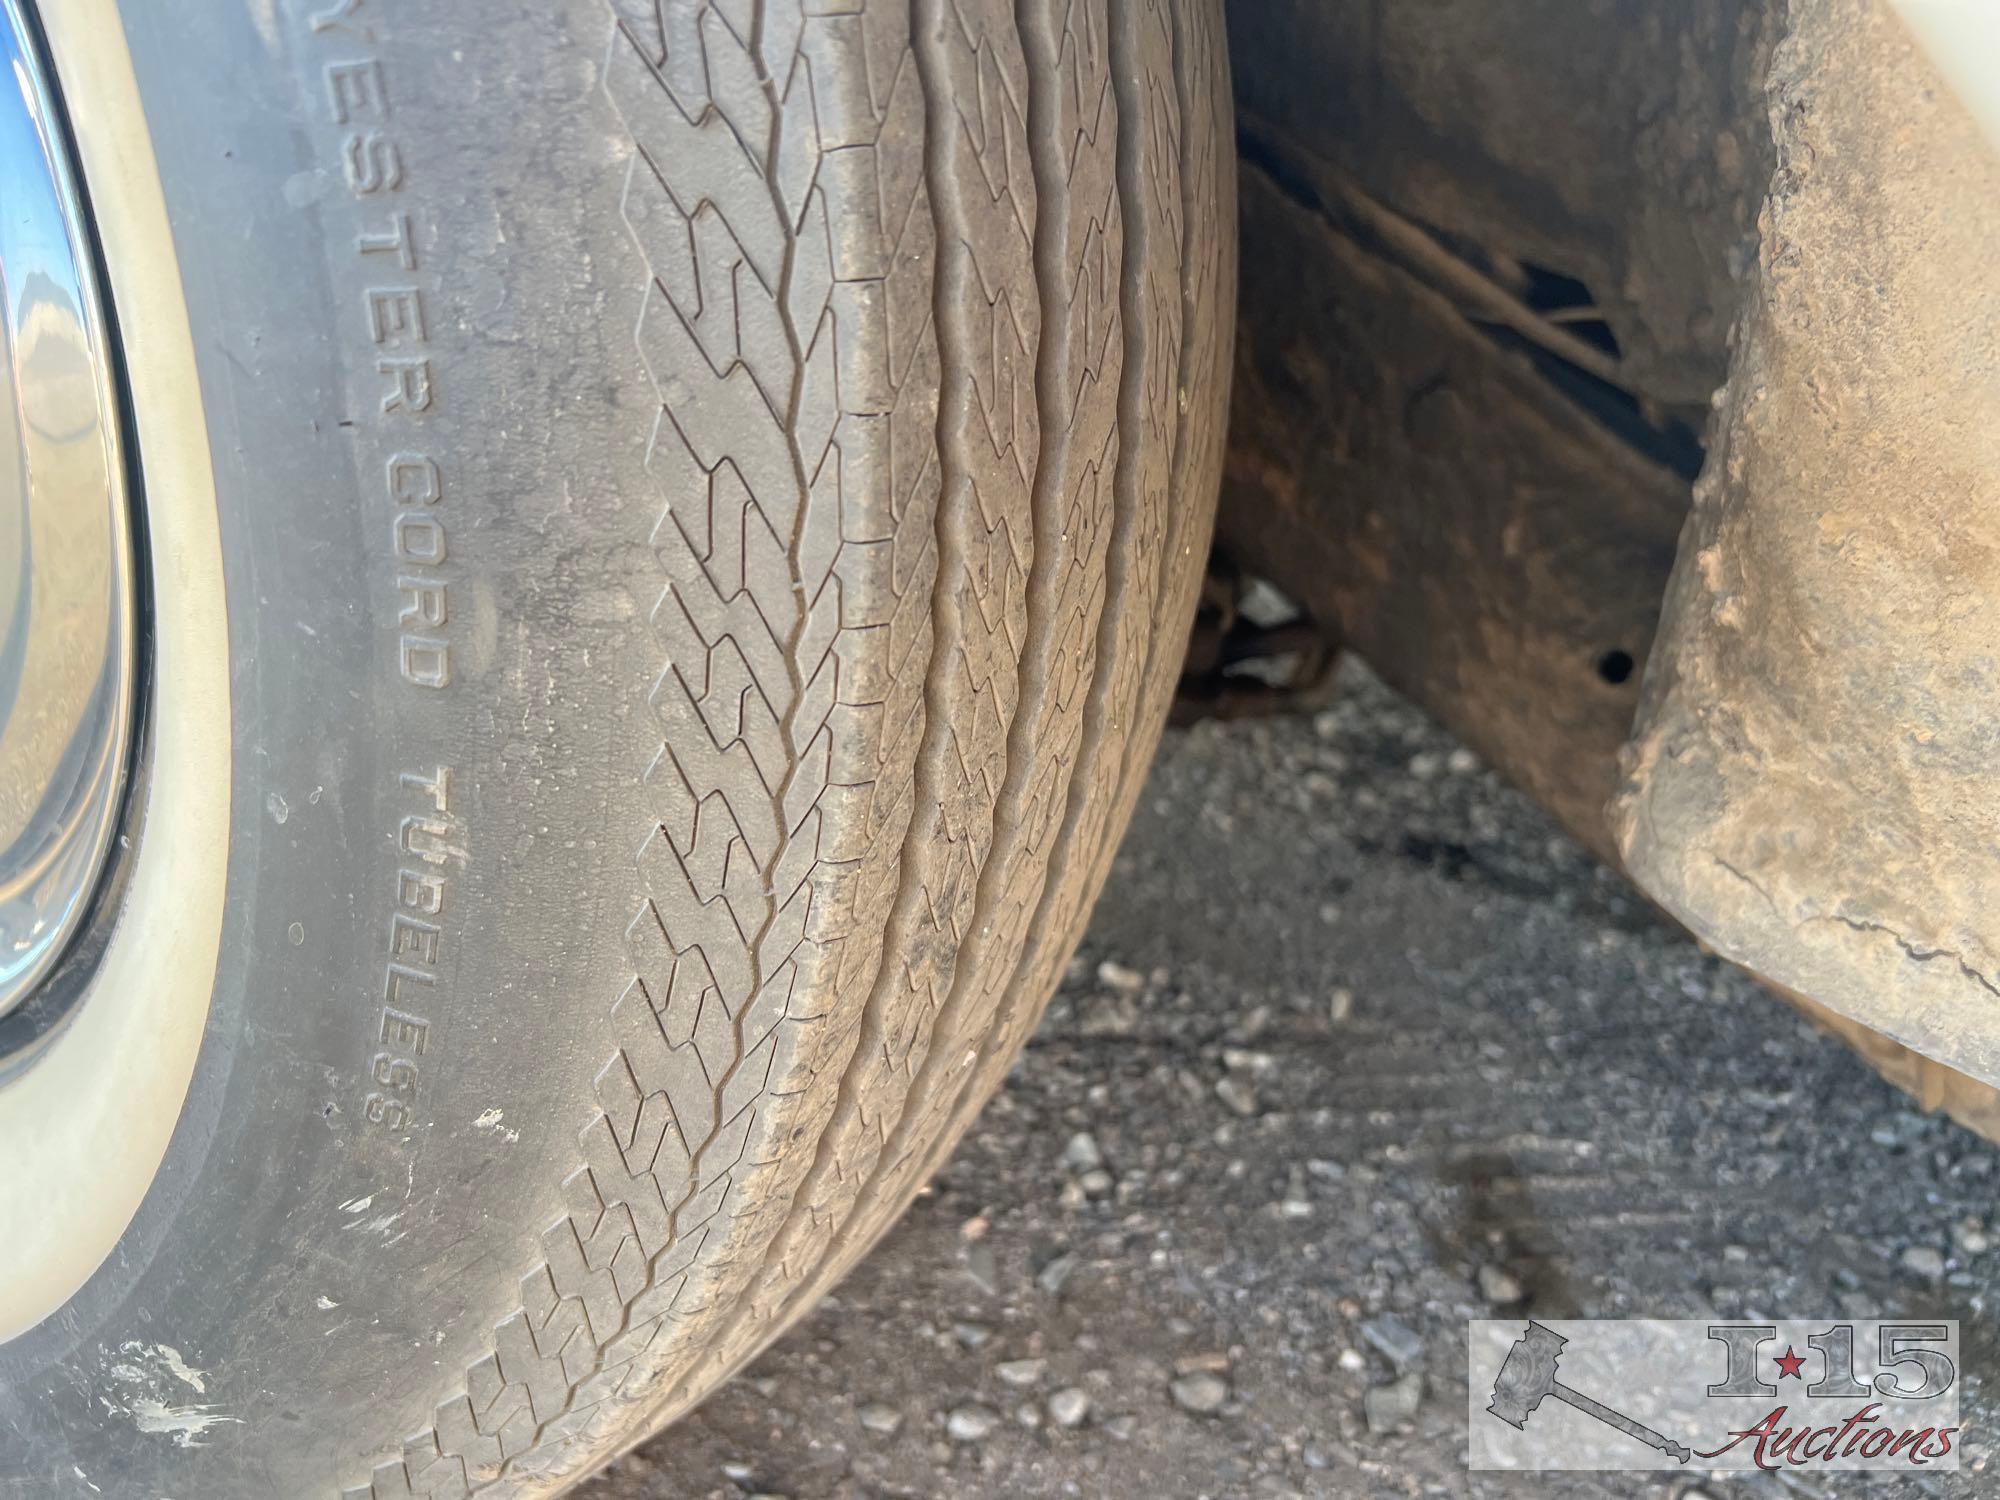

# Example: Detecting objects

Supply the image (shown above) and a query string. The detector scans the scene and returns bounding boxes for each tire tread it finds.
[351,1,1229,1492]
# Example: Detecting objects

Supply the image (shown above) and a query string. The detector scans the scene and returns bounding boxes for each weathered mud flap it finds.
[1614,0,2000,1087]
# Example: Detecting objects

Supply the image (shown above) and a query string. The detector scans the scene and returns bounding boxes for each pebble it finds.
[996,1357,1047,1388]
[1078,994,1140,1036]
[952,1320,991,1349]
[1363,1372,1423,1433]
[1329,987,1354,1023]
[962,1241,999,1294]
[1870,1112,1928,1148]
[1174,1351,1231,1373]
[1063,1131,1104,1171]
[1097,960,1145,994]
[1337,1348,1366,1373]
[1170,1371,1230,1414]
[1215,1075,1259,1117]
[1360,1315,1424,1372]
[946,1405,996,1442]
[1902,1246,1947,1279]
[1104,1413,1138,1441]
[721,1461,754,1483]
[1079,1168,1114,1196]
[1048,1387,1091,1427]
[1477,1264,1524,1304]
[857,1402,903,1436]
[1036,1252,1079,1297]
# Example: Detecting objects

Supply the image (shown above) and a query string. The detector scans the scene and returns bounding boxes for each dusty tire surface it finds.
[0,0,1234,1496]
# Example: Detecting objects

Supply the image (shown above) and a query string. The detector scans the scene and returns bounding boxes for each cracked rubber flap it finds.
[1612,0,2000,1088]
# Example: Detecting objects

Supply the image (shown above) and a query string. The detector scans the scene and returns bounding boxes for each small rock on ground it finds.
[1047,1387,1091,1428]
[1360,1315,1424,1372]
[1062,1131,1103,1171]
[945,1406,996,1442]
[1364,1372,1424,1434]
[1035,1252,1078,1297]
[1215,1076,1259,1117]
[856,1402,902,1436]
[996,1358,1046,1388]
[1097,960,1145,994]
[1902,1246,1947,1279]
[1169,1371,1229,1415]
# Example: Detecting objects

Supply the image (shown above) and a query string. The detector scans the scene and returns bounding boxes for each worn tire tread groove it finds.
[349,1,1229,1493]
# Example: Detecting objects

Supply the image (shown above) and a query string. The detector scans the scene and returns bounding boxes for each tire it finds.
[0,0,1235,1496]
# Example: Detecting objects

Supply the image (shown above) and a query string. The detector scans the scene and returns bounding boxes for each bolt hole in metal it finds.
[0,0,143,1068]
[1596,649,1635,686]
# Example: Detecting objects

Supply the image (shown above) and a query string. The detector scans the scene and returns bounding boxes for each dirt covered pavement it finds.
[576,665,1998,1498]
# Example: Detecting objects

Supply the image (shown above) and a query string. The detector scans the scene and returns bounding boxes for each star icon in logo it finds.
[1775,1346,1807,1380]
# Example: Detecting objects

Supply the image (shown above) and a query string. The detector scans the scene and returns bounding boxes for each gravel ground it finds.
[575,663,1998,1499]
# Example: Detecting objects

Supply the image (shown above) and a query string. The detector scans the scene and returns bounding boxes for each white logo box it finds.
[1468,1319,1961,1472]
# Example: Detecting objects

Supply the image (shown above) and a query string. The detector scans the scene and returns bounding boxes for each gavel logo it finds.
[1486,1321,1692,1464]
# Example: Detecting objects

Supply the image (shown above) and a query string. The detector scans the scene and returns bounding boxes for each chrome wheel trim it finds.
[0,0,230,1342]
[0,0,137,1034]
